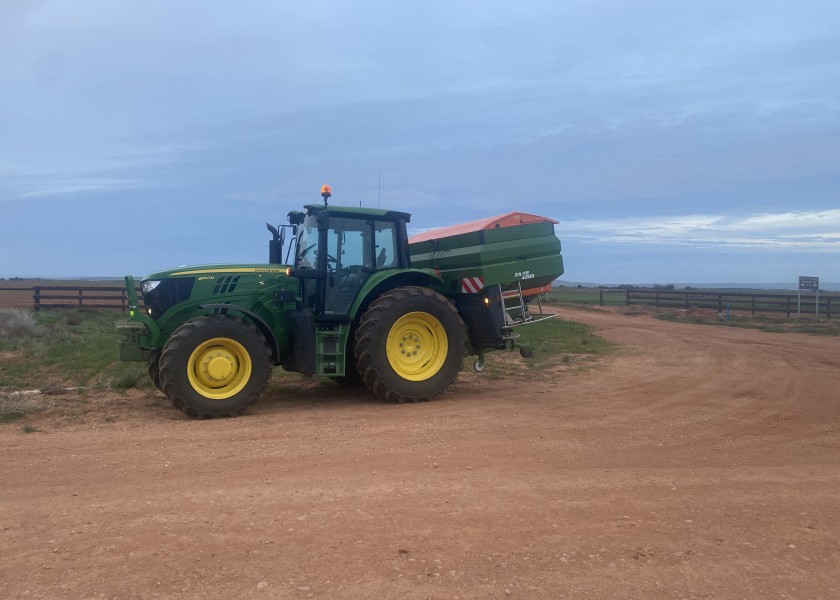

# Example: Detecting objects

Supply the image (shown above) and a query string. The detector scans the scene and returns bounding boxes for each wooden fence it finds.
[0,285,141,311]
[599,288,837,319]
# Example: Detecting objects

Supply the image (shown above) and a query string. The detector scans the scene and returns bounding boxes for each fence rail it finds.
[0,285,141,311]
[599,288,836,319]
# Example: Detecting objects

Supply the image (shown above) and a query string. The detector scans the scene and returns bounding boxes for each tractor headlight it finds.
[140,278,196,320]
[141,280,161,294]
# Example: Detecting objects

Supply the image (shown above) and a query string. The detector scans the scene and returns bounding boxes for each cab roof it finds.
[304,204,411,223]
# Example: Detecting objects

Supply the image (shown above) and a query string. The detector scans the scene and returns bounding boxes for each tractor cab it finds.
[287,186,412,318]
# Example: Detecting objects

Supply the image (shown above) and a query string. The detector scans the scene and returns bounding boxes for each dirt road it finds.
[2,307,839,599]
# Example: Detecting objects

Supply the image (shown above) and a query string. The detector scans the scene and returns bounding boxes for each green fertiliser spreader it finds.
[118,186,564,418]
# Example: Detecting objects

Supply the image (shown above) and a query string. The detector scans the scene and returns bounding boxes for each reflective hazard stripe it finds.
[461,276,485,294]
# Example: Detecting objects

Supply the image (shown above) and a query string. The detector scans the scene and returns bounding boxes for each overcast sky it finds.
[2,1,838,285]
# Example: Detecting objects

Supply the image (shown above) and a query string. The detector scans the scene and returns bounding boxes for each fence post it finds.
[33,287,41,311]
[599,289,603,306]
[751,295,756,316]
[828,297,832,319]
[786,296,791,318]
[717,294,722,313]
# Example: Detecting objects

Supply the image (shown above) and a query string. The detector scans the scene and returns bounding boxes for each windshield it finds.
[295,215,319,268]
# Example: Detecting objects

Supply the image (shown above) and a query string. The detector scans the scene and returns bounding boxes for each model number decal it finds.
[515,270,535,280]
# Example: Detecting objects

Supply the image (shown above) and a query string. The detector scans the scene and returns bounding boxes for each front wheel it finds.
[354,286,466,403]
[158,314,272,418]
[147,349,163,391]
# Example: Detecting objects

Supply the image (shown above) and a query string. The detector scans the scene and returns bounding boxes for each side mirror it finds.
[287,211,305,226]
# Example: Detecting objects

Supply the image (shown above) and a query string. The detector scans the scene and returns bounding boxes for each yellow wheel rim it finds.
[386,311,448,381]
[187,337,252,400]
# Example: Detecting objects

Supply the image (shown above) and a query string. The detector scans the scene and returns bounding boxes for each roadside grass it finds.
[518,316,614,365]
[474,316,615,379]
[542,287,608,307]
[656,310,840,335]
[0,308,151,427]
[0,308,148,394]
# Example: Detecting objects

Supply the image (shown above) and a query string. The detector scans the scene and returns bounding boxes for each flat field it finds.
[1,306,839,599]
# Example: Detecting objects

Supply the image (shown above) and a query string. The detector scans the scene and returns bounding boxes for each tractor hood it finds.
[137,263,296,325]
[143,263,290,280]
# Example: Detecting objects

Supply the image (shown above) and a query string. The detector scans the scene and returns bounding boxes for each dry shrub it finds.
[622,304,654,316]
[686,307,719,318]
[0,391,51,422]
[64,313,83,326]
[0,308,38,339]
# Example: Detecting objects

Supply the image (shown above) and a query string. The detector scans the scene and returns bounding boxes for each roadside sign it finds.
[799,276,819,292]
[797,276,820,319]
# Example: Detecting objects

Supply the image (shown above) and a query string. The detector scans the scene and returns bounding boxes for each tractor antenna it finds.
[320,184,331,207]
[378,170,381,208]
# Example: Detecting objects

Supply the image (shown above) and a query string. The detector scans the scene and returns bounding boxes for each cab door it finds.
[323,217,374,316]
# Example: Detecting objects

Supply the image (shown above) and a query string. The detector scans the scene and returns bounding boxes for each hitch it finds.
[502,328,534,359]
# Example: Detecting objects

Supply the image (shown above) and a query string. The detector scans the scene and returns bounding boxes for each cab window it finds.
[374,222,398,269]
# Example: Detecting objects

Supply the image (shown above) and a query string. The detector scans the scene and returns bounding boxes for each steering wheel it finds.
[326,254,337,272]
[315,251,338,272]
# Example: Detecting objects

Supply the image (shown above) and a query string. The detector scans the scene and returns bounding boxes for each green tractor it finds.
[118,186,563,418]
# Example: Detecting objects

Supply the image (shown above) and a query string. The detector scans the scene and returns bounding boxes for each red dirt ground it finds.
[1,307,839,599]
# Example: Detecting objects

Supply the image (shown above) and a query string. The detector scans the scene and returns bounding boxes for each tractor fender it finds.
[199,303,281,362]
[348,269,446,323]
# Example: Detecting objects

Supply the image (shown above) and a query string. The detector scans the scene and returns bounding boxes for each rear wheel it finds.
[159,314,272,418]
[330,349,363,388]
[354,286,466,402]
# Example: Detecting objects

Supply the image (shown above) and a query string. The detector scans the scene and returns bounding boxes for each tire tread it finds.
[354,286,466,403]
[158,314,271,419]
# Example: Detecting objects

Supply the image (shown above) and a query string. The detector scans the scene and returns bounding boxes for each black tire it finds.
[354,286,466,403]
[147,349,163,392]
[330,350,364,388]
[330,373,363,388]
[158,314,272,418]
